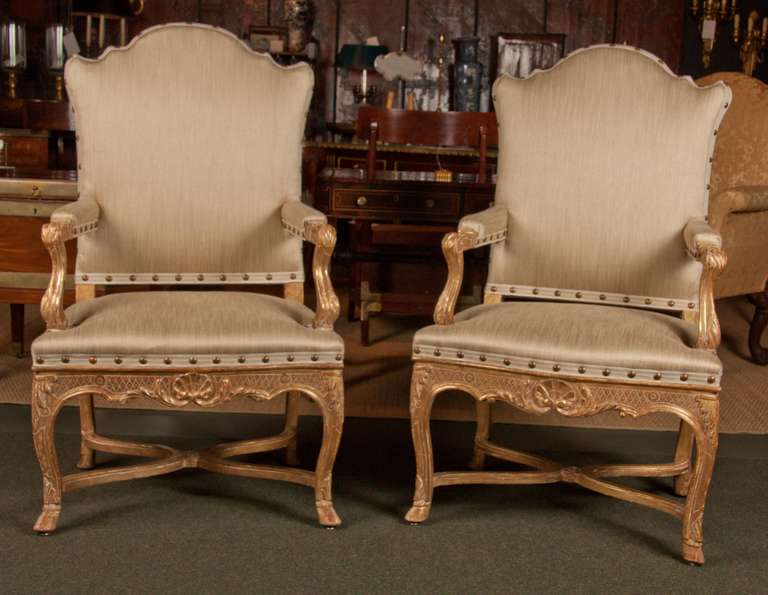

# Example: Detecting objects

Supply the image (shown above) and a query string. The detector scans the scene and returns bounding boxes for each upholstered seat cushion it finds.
[413,302,722,387]
[32,291,343,369]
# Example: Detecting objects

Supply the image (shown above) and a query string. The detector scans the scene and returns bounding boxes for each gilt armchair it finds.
[697,72,768,364]
[30,24,344,533]
[405,46,730,565]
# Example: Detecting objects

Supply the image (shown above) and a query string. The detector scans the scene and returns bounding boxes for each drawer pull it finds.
[356,196,368,207]
[31,185,41,198]
[426,199,435,208]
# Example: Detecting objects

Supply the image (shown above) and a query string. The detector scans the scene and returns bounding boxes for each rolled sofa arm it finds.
[434,205,510,326]
[457,204,509,248]
[280,201,339,331]
[683,218,727,351]
[41,193,101,331]
[709,186,768,231]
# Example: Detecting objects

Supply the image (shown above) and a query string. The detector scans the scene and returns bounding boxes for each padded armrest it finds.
[281,201,327,239]
[683,218,722,257]
[709,186,768,230]
[458,205,508,247]
[50,194,100,236]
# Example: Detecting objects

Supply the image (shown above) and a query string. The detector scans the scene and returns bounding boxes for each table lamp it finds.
[336,43,388,104]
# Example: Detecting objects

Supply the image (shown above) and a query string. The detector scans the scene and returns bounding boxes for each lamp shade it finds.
[336,44,388,69]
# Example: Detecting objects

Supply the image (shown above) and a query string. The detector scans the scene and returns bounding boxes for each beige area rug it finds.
[1,296,766,433]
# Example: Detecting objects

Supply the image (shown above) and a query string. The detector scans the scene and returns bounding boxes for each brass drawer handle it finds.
[31,185,41,198]
[426,199,435,208]
[356,196,368,207]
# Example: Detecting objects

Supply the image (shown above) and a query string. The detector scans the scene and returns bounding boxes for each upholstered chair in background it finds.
[30,24,344,533]
[697,72,768,365]
[405,46,730,564]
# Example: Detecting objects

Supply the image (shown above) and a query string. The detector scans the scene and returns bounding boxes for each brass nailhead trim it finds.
[680,373,688,382]
[287,354,295,361]
[262,355,270,363]
[668,300,675,307]
[197,274,204,281]
[61,356,69,363]
[575,292,583,298]
[508,287,516,293]
[335,353,343,361]
[627,371,636,378]
[707,376,716,384]
[164,358,172,365]
[552,364,560,372]
[213,357,221,364]
[622,296,630,303]
[36,357,44,364]
[528,361,536,369]
[89,357,97,364]
[599,294,606,301]
[479,354,487,361]
[311,355,319,361]
[434,349,441,356]
[139,357,147,364]
[290,273,296,280]
[456,352,464,359]
[266,274,273,281]
[654,372,662,380]
[688,302,695,309]
[152,275,159,281]
[578,366,586,374]
[532,288,539,295]
[242,274,250,280]
[602,369,611,377]
[129,274,136,281]
[503,359,511,366]
[105,275,113,282]
[220,274,227,281]
[114,357,122,364]
[189,357,197,364]
[645,298,652,305]
[238,356,246,363]
[81,274,89,281]
[554,290,562,297]
[490,286,497,292]
[175,274,182,281]
[413,347,421,354]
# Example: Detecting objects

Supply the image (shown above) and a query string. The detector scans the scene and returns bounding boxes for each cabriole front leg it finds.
[31,378,66,533]
[312,377,344,527]
[405,365,437,524]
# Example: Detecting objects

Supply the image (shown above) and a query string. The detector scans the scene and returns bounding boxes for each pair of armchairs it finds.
[29,26,732,566]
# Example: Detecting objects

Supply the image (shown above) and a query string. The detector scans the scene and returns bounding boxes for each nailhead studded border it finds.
[472,230,507,248]
[75,272,304,285]
[71,221,98,236]
[33,351,344,370]
[485,283,698,313]
[412,345,720,387]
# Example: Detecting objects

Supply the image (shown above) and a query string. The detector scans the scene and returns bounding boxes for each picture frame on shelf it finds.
[491,33,566,80]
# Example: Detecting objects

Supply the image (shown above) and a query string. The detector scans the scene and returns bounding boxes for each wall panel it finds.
[615,0,685,71]
[546,0,616,53]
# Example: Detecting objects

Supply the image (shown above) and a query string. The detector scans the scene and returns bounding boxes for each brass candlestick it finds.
[691,0,737,67]
[5,70,17,98]
[734,10,768,77]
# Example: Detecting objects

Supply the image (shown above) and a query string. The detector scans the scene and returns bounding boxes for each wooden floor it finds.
[1,294,767,433]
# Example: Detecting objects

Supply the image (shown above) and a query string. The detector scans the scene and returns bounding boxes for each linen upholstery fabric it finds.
[281,202,326,238]
[31,292,343,370]
[697,72,768,298]
[490,45,730,306]
[64,24,313,279]
[414,302,722,386]
[458,205,508,245]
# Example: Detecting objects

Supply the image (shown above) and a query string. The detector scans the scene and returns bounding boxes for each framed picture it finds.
[491,33,566,80]
[246,26,287,53]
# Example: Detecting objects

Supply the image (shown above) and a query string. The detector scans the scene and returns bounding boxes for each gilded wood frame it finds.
[406,226,726,565]
[32,217,344,533]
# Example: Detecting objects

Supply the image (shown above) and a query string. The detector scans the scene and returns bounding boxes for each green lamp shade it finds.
[335,44,388,69]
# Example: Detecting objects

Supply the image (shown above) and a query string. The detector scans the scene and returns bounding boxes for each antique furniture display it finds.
[697,71,768,364]
[405,46,730,565]
[29,23,344,534]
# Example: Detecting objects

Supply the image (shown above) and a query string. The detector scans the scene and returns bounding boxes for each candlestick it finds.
[734,13,740,38]
[98,15,105,49]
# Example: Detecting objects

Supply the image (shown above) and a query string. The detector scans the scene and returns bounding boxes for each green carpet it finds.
[1,408,767,594]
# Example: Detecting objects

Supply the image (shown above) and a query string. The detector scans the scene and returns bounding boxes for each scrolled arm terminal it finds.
[281,201,340,330]
[683,218,727,350]
[41,194,101,331]
[434,205,509,325]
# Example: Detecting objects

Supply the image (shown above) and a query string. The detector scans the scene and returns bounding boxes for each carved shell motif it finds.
[170,373,215,407]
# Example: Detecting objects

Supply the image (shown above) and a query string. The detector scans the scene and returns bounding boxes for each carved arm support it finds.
[434,205,509,325]
[683,218,727,350]
[281,201,340,330]
[708,186,768,231]
[41,195,101,331]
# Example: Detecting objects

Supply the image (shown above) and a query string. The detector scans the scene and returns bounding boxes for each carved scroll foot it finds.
[681,397,719,565]
[312,375,344,527]
[673,421,694,497]
[316,500,341,527]
[33,505,61,534]
[284,392,301,466]
[406,365,436,524]
[748,290,768,365]
[32,378,64,534]
[77,395,96,470]
[469,400,492,470]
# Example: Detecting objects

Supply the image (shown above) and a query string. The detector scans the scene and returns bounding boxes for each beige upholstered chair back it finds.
[489,45,730,311]
[697,72,768,193]
[65,23,313,284]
